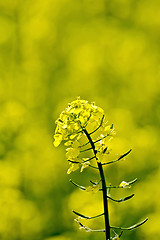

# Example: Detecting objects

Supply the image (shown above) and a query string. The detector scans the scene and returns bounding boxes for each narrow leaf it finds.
[118,149,132,160]
[89,114,105,135]
[128,178,138,185]
[73,210,104,220]
[73,210,90,219]
[111,218,148,231]
[102,149,132,165]
[93,134,109,144]
[69,179,86,190]
[107,194,134,203]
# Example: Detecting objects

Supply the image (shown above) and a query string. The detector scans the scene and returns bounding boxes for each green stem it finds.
[98,162,110,240]
[83,128,110,240]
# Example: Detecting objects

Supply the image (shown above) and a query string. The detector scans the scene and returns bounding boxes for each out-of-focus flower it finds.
[86,184,99,193]
[67,163,80,174]
[67,158,90,174]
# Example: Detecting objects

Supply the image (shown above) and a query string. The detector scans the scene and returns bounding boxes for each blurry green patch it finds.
[0,0,159,239]
[46,235,71,240]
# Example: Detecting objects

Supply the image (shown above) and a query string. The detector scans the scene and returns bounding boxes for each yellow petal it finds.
[119,181,131,188]
[86,184,99,193]
[64,140,73,146]
[53,134,62,147]
[67,163,79,174]
[66,147,80,158]
[80,161,90,172]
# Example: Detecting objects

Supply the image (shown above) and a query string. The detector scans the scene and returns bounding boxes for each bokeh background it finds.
[0,0,160,239]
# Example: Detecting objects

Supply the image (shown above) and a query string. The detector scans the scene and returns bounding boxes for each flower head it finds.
[53,97,104,147]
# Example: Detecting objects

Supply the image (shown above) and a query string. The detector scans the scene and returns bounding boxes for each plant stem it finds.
[98,162,110,240]
[83,129,110,240]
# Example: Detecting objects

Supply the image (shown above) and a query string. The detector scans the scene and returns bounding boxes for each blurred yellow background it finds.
[0,0,160,239]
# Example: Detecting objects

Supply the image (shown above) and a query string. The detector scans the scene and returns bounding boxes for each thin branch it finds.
[83,129,96,152]
[99,178,137,190]
[79,140,90,148]
[68,159,80,164]
[67,129,83,138]
[75,218,105,232]
[112,230,123,239]
[100,186,124,190]
[79,131,109,149]
[119,231,123,238]
[102,149,132,166]
[69,179,86,190]
[88,164,99,169]
[128,178,138,185]
[100,186,128,190]
[73,210,104,220]
[83,113,92,128]
[69,179,101,191]
[107,194,135,203]
[68,156,96,164]
[83,156,96,162]
[80,147,93,153]
[89,114,105,135]
[90,179,101,185]
[93,134,110,144]
[110,218,148,231]
[69,171,136,191]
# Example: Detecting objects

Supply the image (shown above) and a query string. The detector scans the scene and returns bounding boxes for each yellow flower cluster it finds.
[53,97,104,147]
[54,97,115,173]
[67,158,90,174]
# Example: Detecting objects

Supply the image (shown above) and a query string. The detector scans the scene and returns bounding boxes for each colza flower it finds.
[54,98,148,239]
[53,97,114,172]
[53,97,104,147]
[67,159,90,174]
[66,147,80,159]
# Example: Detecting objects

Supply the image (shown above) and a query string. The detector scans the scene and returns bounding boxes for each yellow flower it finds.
[67,163,80,174]
[119,181,131,188]
[66,147,80,159]
[53,97,105,146]
[64,140,73,146]
[67,159,90,174]
[80,161,90,172]
[86,184,99,193]
[53,134,63,147]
